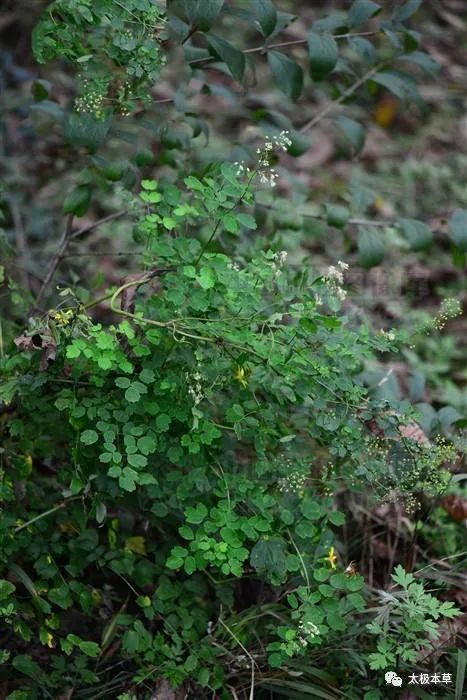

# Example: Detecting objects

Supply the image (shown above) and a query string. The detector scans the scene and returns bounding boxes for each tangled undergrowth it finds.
[0,1,466,698]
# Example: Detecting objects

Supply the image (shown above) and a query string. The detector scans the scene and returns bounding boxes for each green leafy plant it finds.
[367,565,460,670]
[32,0,167,115]
[0,0,464,698]
[1,146,460,697]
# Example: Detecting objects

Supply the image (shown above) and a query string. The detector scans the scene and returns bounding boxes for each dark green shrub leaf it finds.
[399,218,433,251]
[437,406,463,429]
[198,267,216,289]
[185,503,208,524]
[409,371,426,402]
[286,129,312,156]
[32,79,50,101]
[119,467,138,492]
[414,402,438,436]
[330,573,347,589]
[12,655,43,680]
[314,567,330,582]
[198,667,210,685]
[30,99,64,120]
[207,35,245,82]
[67,634,100,657]
[48,585,72,609]
[392,0,422,23]
[372,70,418,102]
[64,113,112,152]
[300,318,317,333]
[400,50,440,74]
[80,429,98,445]
[184,0,224,31]
[179,525,194,540]
[345,575,365,591]
[155,414,171,432]
[184,556,197,575]
[402,29,420,52]
[127,453,147,468]
[301,498,322,520]
[308,31,338,81]
[125,385,141,403]
[252,0,277,37]
[63,185,91,217]
[236,212,257,229]
[350,179,377,213]
[102,164,124,182]
[115,376,131,389]
[312,12,347,33]
[348,592,366,610]
[348,1,381,28]
[350,36,376,62]
[250,537,288,580]
[0,580,16,600]
[328,510,345,526]
[77,640,100,657]
[268,50,303,101]
[326,204,350,229]
[135,149,156,167]
[449,209,467,251]
[318,315,341,329]
[358,226,386,268]
[335,115,366,154]
[267,10,296,39]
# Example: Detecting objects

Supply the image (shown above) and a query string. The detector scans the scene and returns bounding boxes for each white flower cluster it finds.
[227,261,240,271]
[75,89,105,118]
[270,130,293,152]
[232,653,251,670]
[278,469,307,494]
[379,329,396,341]
[324,260,348,301]
[270,250,288,277]
[185,369,204,405]
[234,161,252,177]
[433,297,461,330]
[257,160,278,187]
[117,80,134,117]
[297,620,320,647]
[257,131,292,187]
[235,131,291,187]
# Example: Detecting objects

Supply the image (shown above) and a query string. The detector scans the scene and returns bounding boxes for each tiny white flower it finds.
[326,265,344,284]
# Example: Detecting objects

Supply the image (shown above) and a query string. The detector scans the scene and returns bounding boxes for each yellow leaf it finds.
[108,529,117,548]
[234,365,248,388]
[374,96,399,128]
[326,546,338,570]
[91,588,103,606]
[125,536,147,556]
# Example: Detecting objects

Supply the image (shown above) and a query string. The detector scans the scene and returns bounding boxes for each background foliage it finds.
[0,1,466,698]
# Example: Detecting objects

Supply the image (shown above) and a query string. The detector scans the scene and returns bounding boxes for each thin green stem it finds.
[194,170,257,265]
[14,496,81,534]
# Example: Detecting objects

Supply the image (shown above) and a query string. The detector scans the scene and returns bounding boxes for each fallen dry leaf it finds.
[14,331,57,370]
[150,679,187,700]
[440,494,467,522]
[399,422,430,445]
